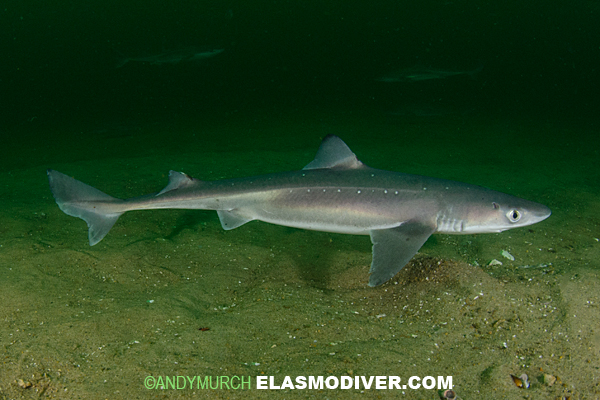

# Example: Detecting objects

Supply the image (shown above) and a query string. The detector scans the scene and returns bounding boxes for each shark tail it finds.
[115,58,129,68]
[111,48,129,68]
[47,170,125,246]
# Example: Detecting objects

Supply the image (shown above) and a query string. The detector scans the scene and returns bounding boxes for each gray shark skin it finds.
[47,135,551,287]
[376,64,483,83]
[116,48,224,68]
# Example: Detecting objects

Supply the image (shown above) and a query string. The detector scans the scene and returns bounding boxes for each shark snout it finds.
[531,203,552,223]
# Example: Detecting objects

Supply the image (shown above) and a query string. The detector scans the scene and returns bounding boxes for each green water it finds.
[1,1,599,399]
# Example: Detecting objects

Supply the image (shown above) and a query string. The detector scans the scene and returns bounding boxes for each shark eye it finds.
[507,209,521,223]
[492,202,499,210]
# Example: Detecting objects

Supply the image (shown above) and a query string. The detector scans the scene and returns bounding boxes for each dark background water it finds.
[3,0,598,129]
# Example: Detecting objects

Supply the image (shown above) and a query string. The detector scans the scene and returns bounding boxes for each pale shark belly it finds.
[225,187,433,235]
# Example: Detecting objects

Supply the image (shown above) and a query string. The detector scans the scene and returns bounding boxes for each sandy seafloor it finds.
[1,110,599,399]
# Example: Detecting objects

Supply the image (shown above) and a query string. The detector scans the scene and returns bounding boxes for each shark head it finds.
[456,191,551,234]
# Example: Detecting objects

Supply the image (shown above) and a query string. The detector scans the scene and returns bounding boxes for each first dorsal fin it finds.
[303,135,367,170]
[157,171,201,195]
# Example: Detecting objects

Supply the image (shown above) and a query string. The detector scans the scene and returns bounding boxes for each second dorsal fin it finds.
[157,171,201,195]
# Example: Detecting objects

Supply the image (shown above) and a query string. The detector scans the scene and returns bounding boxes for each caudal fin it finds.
[47,170,125,245]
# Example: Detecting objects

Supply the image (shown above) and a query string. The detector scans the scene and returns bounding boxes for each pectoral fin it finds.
[368,221,436,287]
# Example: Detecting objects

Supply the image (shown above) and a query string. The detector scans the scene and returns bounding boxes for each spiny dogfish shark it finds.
[376,64,483,83]
[115,48,224,68]
[48,135,551,286]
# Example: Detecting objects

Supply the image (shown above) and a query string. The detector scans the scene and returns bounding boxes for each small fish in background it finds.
[115,47,224,68]
[376,63,484,83]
